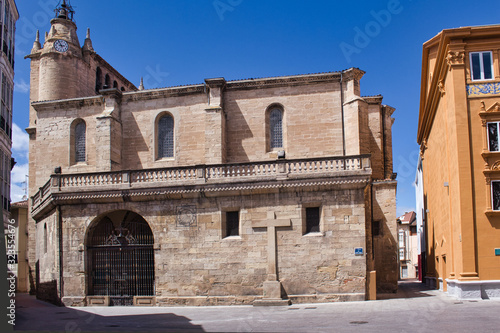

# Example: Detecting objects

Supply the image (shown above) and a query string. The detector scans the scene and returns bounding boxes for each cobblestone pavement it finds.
[11,280,500,332]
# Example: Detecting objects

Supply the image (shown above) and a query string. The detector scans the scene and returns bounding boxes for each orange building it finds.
[418,25,500,299]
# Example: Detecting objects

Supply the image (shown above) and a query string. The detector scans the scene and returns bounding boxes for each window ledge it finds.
[70,162,88,167]
[155,157,175,162]
[481,151,500,158]
[303,232,324,237]
[485,210,500,217]
[469,78,496,83]
[222,235,242,241]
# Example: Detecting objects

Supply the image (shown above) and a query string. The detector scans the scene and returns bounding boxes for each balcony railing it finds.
[31,155,371,214]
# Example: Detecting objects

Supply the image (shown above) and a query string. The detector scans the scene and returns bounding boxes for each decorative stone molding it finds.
[31,155,373,220]
[438,80,445,95]
[487,102,500,112]
[446,51,465,69]
[87,296,110,306]
[420,139,428,160]
[133,296,156,306]
[491,161,500,171]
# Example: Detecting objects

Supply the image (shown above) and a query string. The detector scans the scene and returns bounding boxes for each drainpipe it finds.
[340,72,346,156]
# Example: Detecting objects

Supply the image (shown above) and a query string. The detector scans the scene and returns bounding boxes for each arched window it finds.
[73,120,86,163]
[113,80,118,89]
[104,74,111,89]
[95,67,102,93]
[269,108,283,149]
[157,114,174,159]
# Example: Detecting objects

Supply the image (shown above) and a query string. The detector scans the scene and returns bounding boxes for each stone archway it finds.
[86,210,154,306]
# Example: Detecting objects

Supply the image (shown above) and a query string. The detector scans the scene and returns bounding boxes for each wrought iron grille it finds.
[158,115,174,158]
[87,212,154,304]
[270,108,283,149]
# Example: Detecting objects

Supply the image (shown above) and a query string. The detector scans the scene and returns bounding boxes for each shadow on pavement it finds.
[14,293,205,332]
[377,279,436,300]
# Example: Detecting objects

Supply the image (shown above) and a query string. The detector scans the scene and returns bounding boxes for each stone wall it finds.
[372,181,398,292]
[30,73,393,190]
[49,184,368,306]
[36,209,61,304]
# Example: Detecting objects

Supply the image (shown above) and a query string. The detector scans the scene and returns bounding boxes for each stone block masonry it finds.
[26,4,397,305]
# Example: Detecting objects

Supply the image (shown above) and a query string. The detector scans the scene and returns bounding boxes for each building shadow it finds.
[377,279,435,300]
[15,293,205,332]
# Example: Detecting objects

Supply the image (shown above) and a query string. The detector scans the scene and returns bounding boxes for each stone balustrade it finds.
[31,155,371,214]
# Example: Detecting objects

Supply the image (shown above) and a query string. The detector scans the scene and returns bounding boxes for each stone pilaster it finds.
[204,78,226,164]
[96,89,122,172]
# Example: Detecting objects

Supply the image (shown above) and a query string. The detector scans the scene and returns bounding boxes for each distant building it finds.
[26,2,398,306]
[415,156,426,282]
[0,0,18,227]
[418,25,500,299]
[397,211,418,279]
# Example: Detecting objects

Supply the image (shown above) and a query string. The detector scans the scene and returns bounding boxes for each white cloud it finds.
[14,79,30,94]
[10,163,29,203]
[11,163,28,184]
[10,123,30,202]
[10,182,27,203]
[12,123,29,155]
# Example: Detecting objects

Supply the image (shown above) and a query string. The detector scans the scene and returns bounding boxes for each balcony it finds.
[31,155,371,219]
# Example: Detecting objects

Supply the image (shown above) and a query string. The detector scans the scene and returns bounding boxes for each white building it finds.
[415,155,426,283]
[397,211,418,279]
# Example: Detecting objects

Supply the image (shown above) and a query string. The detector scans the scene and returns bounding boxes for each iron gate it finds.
[87,212,154,306]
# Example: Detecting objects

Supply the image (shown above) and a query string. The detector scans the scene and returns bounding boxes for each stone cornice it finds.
[383,105,396,117]
[31,176,371,221]
[31,96,103,111]
[122,85,206,102]
[371,179,398,186]
[226,72,342,90]
[27,68,368,107]
[31,155,372,220]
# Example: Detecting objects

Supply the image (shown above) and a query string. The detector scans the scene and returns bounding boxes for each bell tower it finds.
[26,0,87,108]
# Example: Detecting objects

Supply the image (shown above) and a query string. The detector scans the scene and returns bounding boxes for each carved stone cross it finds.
[252,211,292,304]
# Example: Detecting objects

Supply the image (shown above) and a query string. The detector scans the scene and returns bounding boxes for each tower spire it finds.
[31,30,41,53]
[82,28,94,53]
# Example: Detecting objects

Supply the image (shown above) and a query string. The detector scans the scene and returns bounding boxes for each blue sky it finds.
[10,0,500,215]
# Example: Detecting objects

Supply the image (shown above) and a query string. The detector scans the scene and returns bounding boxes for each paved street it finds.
[12,280,500,332]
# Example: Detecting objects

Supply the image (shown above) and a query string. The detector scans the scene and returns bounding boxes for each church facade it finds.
[27,2,398,306]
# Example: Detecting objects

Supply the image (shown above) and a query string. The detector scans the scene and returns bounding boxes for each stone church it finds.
[26,1,398,306]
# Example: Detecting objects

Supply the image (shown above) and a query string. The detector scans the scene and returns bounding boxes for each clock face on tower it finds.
[54,39,69,52]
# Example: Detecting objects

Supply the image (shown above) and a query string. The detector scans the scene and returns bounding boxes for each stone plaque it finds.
[176,205,197,228]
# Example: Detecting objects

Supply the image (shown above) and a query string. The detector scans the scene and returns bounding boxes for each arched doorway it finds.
[86,210,154,306]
